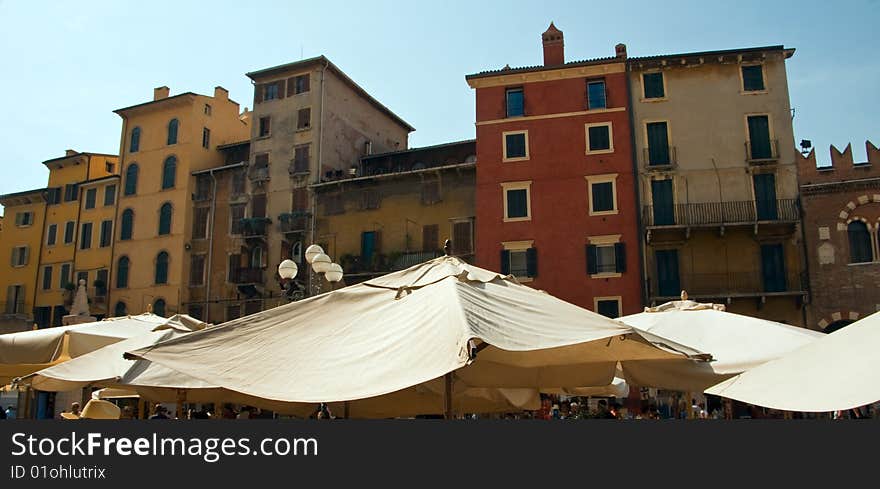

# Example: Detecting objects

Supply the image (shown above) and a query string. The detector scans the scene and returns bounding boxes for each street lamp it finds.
[324,263,343,283]
[305,245,324,265]
[282,244,345,300]
[277,259,302,302]
[311,253,332,274]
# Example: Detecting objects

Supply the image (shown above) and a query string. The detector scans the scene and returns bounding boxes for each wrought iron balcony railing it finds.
[649,270,807,300]
[642,199,799,227]
[745,139,779,163]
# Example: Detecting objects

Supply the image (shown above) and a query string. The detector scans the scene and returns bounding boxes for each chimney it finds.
[615,43,628,59]
[154,86,170,101]
[65,149,77,156]
[214,86,229,101]
[542,22,564,66]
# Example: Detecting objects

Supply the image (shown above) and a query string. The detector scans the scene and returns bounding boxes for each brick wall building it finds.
[798,141,880,330]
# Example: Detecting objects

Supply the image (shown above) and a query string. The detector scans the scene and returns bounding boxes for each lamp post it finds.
[279,245,344,302]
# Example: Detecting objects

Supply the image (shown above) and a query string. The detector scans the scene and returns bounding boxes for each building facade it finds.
[466,24,641,318]
[798,141,880,331]
[109,86,250,318]
[238,56,413,301]
[628,45,807,325]
[0,188,46,332]
[313,140,476,286]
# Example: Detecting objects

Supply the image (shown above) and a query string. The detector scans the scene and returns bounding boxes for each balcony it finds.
[745,139,779,164]
[231,267,264,284]
[643,146,677,170]
[289,160,310,176]
[249,167,270,182]
[649,270,807,302]
[643,199,799,228]
[278,213,310,234]
[241,218,271,239]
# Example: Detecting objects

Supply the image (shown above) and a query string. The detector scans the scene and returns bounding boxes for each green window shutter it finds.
[586,245,598,275]
[500,250,511,275]
[526,247,538,277]
[614,242,626,273]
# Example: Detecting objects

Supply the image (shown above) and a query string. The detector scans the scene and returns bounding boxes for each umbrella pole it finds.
[176,389,187,419]
[444,372,453,420]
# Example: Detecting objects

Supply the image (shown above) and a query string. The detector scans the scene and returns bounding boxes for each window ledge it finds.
[740,90,769,95]
[589,210,619,217]
[640,97,668,103]
[502,156,529,163]
[847,261,879,267]
[590,272,622,279]
[585,149,614,156]
[503,216,531,223]
[255,135,271,141]
[295,127,312,133]
[514,276,534,283]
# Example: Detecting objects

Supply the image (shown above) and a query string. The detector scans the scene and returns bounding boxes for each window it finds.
[585,123,613,154]
[742,65,765,92]
[104,185,116,206]
[124,164,138,196]
[587,174,618,215]
[503,131,528,161]
[753,173,778,220]
[106,162,115,173]
[5,285,26,314]
[162,156,177,189]
[258,116,271,137]
[80,222,92,250]
[595,298,621,319]
[14,212,33,227]
[297,108,311,130]
[500,241,537,280]
[35,306,51,328]
[120,209,134,240]
[64,183,79,202]
[155,252,169,284]
[231,169,246,195]
[100,220,112,247]
[422,224,439,252]
[250,245,266,269]
[646,121,670,165]
[289,74,310,95]
[760,243,787,293]
[11,246,28,267]
[153,299,166,317]
[42,266,53,291]
[158,203,172,235]
[251,193,267,218]
[230,204,246,234]
[202,128,210,149]
[60,263,71,288]
[95,269,108,296]
[167,118,179,145]
[129,127,141,153]
[421,179,441,205]
[747,115,774,160]
[114,302,127,317]
[85,188,96,209]
[116,256,130,288]
[452,220,474,255]
[506,88,524,117]
[587,79,606,109]
[361,188,380,210]
[651,179,675,226]
[187,304,204,320]
[46,187,61,205]
[292,145,310,173]
[502,181,531,221]
[204,104,212,115]
[643,72,665,99]
[264,83,279,101]
[227,254,241,282]
[848,221,873,264]
[325,193,345,215]
[44,224,57,246]
[655,249,680,297]
[586,241,626,276]
[64,221,75,244]
[194,174,211,201]
[193,207,209,239]
[190,254,206,286]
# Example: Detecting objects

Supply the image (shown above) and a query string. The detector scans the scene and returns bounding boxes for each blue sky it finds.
[0,0,877,197]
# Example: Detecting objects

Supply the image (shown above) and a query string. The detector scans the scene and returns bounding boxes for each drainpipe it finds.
[625,64,648,309]
[308,59,330,296]
[32,191,49,326]
[204,169,218,323]
[107,115,128,315]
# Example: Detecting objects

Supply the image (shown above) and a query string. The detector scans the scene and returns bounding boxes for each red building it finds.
[465,24,642,317]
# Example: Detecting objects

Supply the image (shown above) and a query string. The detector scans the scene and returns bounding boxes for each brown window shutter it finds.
[277,80,285,99]
[293,187,308,212]
[254,84,264,104]
[255,153,269,168]
[302,74,310,92]
[422,224,439,252]
[287,77,297,97]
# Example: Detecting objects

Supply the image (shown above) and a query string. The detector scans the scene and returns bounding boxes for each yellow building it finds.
[109,86,250,317]
[0,188,46,332]
[313,140,476,286]
[34,151,118,327]
[628,45,807,325]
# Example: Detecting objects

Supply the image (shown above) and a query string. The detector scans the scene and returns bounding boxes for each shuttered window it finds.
[64,221,75,244]
[158,203,172,235]
[162,156,177,189]
[193,207,209,240]
[167,119,179,145]
[79,223,92,250]
[297,108,311,130]
[42,266,53,290]
[848,221,873,264]
[104,185,116,206]
[587,125,611,152]
[422,224,439,252]
[47,224,57,246]
[587,80,606,109]
[452,221,473,255]
[190,254,206,286]
[586,243,625,275]
[155,252,169,285]
[506,88,524,117]
[504,133,527,159]
[506,189,528,219]
[116,257,129,288]
[120,209,134,240]
[500,248,537,278]
[100,220,112,247]
[742,65,765,91]
[85,188,97,209]
[591,182,615,213]
[643,72,665,99]
[124,164,139,196]
[130,127,141,153]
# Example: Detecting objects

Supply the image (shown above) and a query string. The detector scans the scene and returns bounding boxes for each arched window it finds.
[116,256,130,288]
[120,209,134,240]
[153,299,166,317]
[162,156,176,189]
[155,251,169,284]
[158,203,172,235]
[167,119,179,145]
[124,164,139,196]
[114,301,127,317]
[250,245,265,269]
[130,127,141,153]
[848,221,873,263]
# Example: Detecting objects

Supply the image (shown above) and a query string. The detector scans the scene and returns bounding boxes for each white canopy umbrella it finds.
[127,256,707,416]
[0,313,179,384]
[617,297,823,392]
[706,312,880,412]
